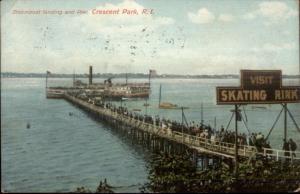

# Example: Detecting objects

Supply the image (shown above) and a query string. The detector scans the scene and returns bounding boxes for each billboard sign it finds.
[216,70,300,104]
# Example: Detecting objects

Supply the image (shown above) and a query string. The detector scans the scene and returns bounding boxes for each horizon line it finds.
[1,72,300,76]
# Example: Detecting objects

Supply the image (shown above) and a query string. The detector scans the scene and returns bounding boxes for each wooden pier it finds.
[62,93,300,163]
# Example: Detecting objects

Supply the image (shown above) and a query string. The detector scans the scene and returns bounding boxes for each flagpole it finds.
[46,75,47,88]
[148,70,151,86]
[45,71,48,96]
[46,71,51,96]
[73,70,75,87]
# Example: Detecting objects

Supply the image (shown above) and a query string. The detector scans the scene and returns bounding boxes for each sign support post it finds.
[284,103,287,141]
[234,104,239,180]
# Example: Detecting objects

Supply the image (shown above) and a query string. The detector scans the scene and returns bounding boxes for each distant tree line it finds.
[2,72,300,79]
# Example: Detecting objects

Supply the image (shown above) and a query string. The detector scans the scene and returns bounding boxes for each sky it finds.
[1,0,299,75]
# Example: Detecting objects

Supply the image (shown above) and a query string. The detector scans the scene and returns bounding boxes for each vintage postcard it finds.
[1,0,300,193]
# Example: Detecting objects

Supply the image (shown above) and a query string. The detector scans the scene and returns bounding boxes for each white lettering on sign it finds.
[220,90,267,102]
[250,76,273,85]
[275,90,298,100]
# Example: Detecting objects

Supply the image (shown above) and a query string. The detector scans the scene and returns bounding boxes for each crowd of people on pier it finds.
[283,138,298,158]
[68,92,297,156]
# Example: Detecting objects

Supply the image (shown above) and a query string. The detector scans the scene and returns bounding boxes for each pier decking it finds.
[62,93,300,161]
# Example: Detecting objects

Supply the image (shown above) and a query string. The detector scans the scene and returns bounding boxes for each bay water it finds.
[2,77,300,192]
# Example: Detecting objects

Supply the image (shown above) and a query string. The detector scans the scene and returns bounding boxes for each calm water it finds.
[2,77,300,192]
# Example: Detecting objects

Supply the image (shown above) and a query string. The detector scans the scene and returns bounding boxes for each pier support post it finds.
[149,134,151,147]
[205,155,208,169]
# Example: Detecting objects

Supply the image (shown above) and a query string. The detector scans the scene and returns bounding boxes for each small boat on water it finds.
[26,123,31,129]
[159,102,178,109]
[158,84,177,109]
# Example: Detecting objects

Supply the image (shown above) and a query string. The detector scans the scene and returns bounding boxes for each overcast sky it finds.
[1,0,299,75]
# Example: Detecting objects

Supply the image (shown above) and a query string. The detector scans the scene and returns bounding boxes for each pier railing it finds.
[64,94,300,161]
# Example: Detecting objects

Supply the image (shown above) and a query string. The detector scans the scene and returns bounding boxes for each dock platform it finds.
[62,93,300,162]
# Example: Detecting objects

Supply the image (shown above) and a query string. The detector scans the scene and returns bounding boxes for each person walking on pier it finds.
[255,132,266,152]
[289,138,297,158]
[283,139,290,158]
[220,125,224,133]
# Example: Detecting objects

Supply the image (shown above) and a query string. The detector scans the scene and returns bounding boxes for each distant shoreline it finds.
[1,72,300,79]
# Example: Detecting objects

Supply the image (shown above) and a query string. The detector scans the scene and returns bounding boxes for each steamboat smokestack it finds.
[89,66,93,85]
